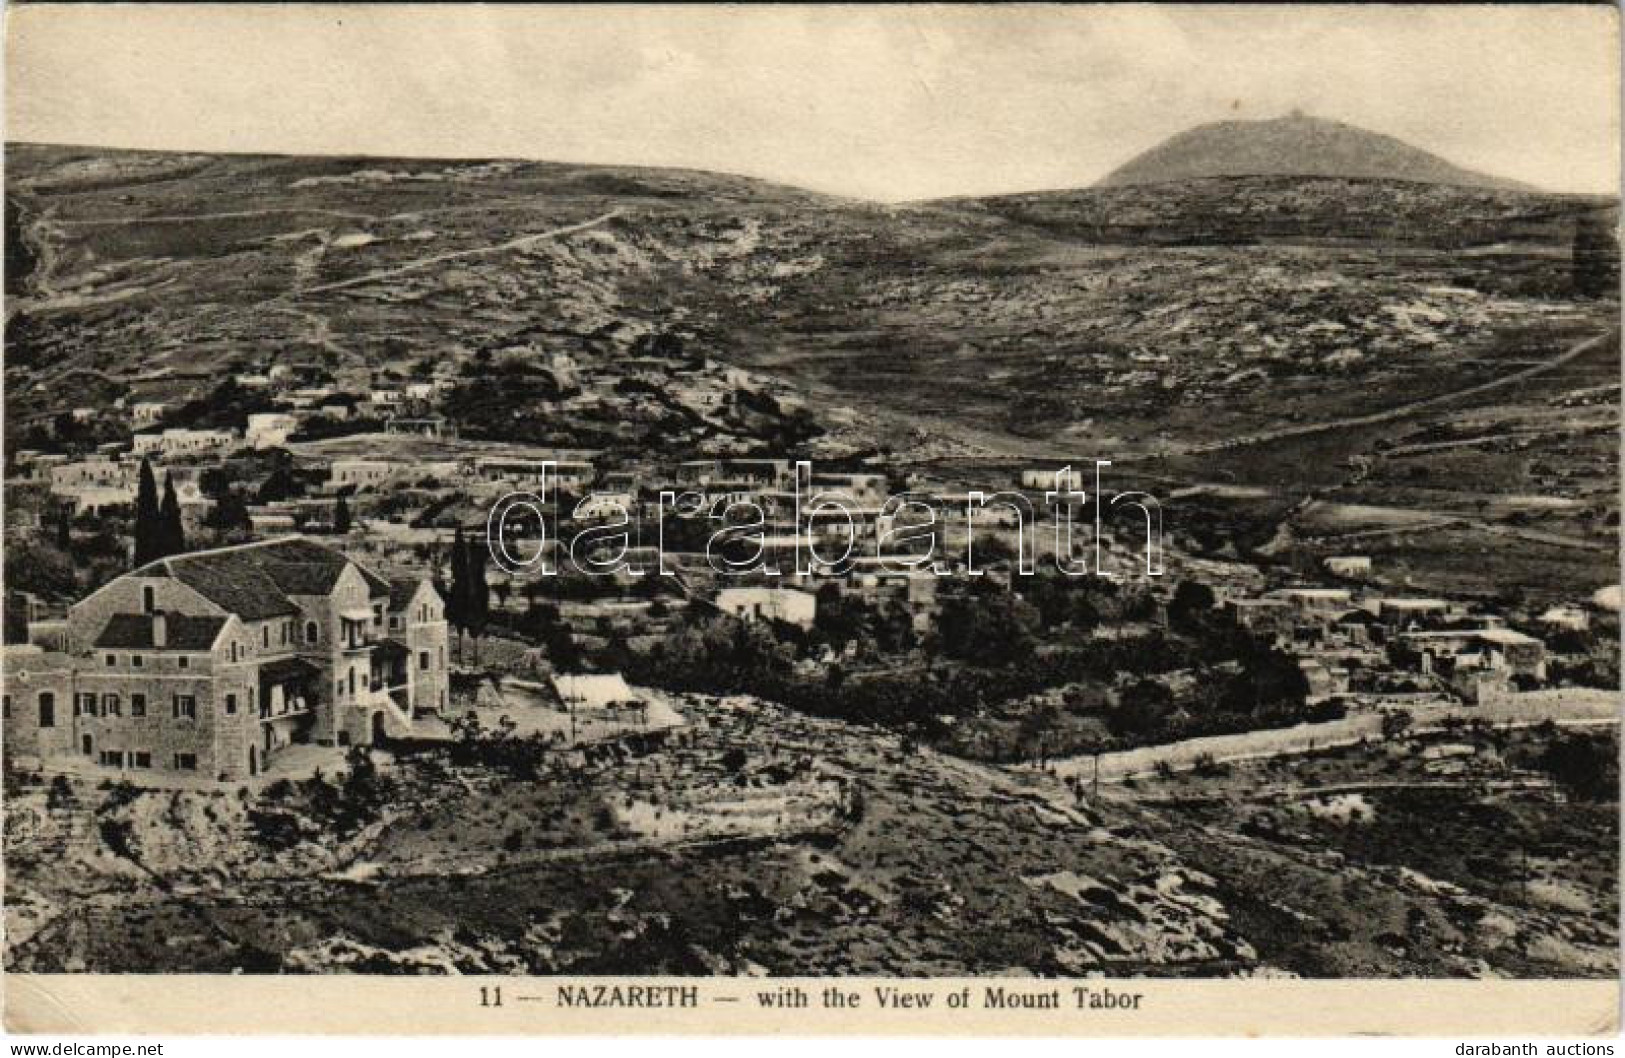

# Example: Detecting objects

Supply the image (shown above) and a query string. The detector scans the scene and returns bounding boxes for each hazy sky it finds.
[7,4,1619,200]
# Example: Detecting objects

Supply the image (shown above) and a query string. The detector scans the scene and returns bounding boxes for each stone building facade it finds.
[2,536,449,782]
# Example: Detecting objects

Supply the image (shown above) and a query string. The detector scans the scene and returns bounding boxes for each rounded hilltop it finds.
[1097,110,1534,192]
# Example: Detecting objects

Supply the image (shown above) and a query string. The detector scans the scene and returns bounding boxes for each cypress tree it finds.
[333,495,353,534]
[133,457,161,566]
[159,474,186,559]
[469,529,491,664]
[448,528,468,660]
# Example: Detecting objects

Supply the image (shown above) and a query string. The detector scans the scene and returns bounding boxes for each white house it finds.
[246,413,301,449]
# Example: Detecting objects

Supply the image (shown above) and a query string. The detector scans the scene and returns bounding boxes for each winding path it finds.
[1133,327,1618,460]
[293,209,623,296]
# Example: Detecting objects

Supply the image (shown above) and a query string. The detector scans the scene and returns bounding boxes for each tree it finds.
[936,587,1040,666]
[1380,709,1413,741]
[158,473,186,559]
[1109,678,1174,739]
[133,457,162,566]
[1168,580,1217,632]
[1572,212,1620,298]
[813,582,874,651]
[447,529,469,660]
[204,490,252,533]
[1220,642,1310,714]
[1538,734,1616,801]
[333,495,353,535]
[54,506,71,551]
[468,531,491,664]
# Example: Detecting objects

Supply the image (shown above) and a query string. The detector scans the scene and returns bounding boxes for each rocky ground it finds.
[5,694,1615,977]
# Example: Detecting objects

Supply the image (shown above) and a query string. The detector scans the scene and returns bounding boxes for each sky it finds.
[6,4,1619,200]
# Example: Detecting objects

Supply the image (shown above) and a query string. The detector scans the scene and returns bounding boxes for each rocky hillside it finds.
[1097,112,1532,191]
[4,142,1617,471]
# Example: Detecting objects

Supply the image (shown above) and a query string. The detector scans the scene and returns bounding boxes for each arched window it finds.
[305,621,319,645]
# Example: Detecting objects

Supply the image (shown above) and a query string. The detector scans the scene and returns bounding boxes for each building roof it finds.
[260,656,323,683]
[130,536,390,621]
[387,576,438,610]
[94,613,228,651]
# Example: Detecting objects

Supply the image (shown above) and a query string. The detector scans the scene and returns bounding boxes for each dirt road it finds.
[294,209,624,296]
[1047,690,1619,785]
[1142,328,1618,460]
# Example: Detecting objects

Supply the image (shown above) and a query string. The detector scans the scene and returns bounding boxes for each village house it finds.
[130,401,169,429]
[1537,605,1590,633]
[329,459,407,490]
[246,412,301,449]
[384,416,456,439]
[132,428,240,460]
[1370,597,1462,631]
[475,456,596,494]
[1401,627,1548,682]
[1324,555,1373,578]
[2,537,449,782]
[1269,587,1354,615]
[713,586,818,628]
[574,490,636,522]
[284,386,337,409]
[1018,466,1089,492]
[46,459,203,514]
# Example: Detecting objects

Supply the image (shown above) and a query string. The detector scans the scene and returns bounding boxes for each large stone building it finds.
[2,537,449,782]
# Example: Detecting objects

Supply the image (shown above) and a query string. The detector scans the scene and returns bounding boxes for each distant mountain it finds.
[1097,112,1533,192]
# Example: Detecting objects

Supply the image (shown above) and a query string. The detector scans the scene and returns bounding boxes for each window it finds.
[172,695,197,720]
[37,692,55,729]
[231,642,240,662]
[133,752,152,769]
[419,650,430,671]
[224,693,237,715]
[2,695,9,720]
[130,694,147,718]
[262,626,270,649]
[389,616,402,631]
[142,585,155,613]
[131,654,144,668]
[177,655,189,670]
[104,654,117,667]
[102,694,121,716]
[173,753,197,771]
[305,621,319,645]
[335,680,344,700]
[100,750,124,768]
[75,692,94,717]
